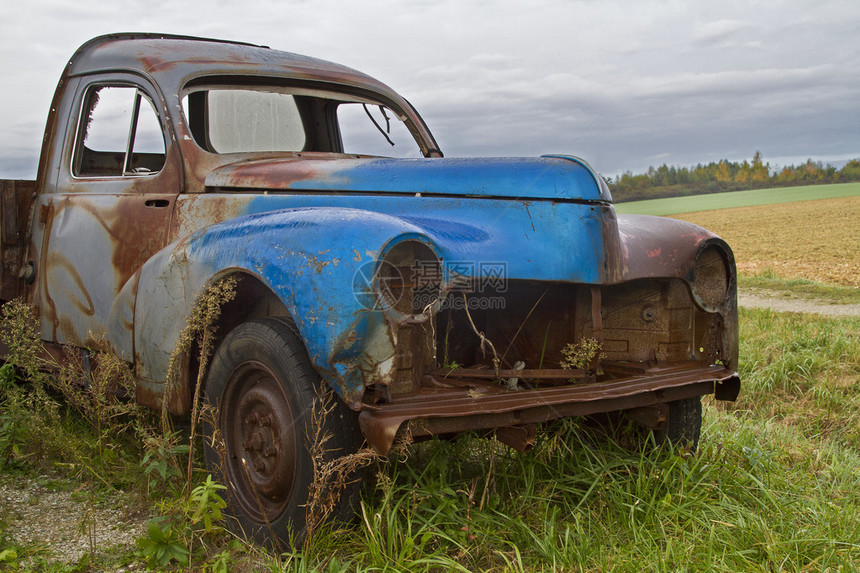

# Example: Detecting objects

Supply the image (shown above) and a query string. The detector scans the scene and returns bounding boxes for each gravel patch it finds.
[739,290,860,318]
[0,474,150,567]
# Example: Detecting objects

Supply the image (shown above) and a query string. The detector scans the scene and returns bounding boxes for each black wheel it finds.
[203,317,360,548]
[654,396,702,450]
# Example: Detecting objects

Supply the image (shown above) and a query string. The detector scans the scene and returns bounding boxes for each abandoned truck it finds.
[0,33,740,543]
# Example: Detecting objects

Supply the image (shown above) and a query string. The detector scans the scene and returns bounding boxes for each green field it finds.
[614,182,860,216]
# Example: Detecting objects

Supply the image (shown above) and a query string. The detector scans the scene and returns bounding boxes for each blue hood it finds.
[204,155,611,202]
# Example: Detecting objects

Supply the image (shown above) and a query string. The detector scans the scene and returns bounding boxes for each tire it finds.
[654,396,702,451]
[203,317,360,548]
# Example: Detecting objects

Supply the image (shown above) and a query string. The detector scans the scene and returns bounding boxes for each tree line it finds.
[608,152,860,203]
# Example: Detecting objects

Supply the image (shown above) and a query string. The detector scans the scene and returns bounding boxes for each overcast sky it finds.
[1,0,858,179]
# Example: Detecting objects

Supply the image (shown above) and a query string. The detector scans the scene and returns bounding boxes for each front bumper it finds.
[359,361,740,454]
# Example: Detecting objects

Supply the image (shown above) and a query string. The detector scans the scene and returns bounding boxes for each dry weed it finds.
[52,335,142,451]
[0,299,158,474]
[304,383,413,542]
[163,276,237,487]
[304,384,380,540]
[0,299,52,391]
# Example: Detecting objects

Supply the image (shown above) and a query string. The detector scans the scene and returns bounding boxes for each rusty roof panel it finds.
[65,34,394,95]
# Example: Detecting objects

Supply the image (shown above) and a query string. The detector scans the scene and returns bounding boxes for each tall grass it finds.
[0,294,234,570]
[734,308,860,450]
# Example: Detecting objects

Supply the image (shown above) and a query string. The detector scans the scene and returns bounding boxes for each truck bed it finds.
[0,179,36,301]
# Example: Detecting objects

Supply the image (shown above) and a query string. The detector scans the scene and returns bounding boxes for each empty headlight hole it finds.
[378,240,442,314]
[693,246,729,310]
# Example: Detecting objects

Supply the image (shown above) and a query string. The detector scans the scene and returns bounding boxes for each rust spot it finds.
[36,199,59,338]
[204,158,333,191]
[44,252,95,316]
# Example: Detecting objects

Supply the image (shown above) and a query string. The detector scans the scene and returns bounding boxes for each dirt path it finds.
[738,288,860,318]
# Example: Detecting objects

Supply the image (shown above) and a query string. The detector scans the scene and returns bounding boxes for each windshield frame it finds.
[179,76,442,159]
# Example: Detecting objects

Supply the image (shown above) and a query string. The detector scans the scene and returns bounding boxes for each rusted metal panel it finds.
[1,181,19,245]
[429,368,591,380]
[31,190,177,351]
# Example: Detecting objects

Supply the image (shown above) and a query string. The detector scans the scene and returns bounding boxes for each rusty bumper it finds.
[359,363,740,454]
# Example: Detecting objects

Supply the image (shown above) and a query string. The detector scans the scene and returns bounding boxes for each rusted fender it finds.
[610,213,730,282]
[132,207,425,402]
[128,198,737,409]
[609,212,739,367]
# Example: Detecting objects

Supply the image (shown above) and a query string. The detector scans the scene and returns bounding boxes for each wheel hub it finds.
[243,412,280,473]
[222,363,298,522]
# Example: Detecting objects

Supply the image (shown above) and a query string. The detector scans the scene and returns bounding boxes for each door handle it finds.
[145,199,170,208]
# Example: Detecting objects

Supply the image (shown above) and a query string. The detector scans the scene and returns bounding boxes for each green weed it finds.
[559,337,602,372]
[136,517,191,567]
[140,430,191,493]
[136,474,229,567]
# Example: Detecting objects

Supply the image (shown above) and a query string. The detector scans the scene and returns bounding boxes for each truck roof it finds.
[65,33,394,95]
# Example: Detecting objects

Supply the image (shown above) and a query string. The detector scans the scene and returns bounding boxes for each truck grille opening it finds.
[433,278,703,376]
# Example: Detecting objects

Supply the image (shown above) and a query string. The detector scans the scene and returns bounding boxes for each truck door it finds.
[31,75,181,360]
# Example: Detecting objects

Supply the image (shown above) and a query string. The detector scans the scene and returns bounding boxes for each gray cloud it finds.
[1,0,858,179]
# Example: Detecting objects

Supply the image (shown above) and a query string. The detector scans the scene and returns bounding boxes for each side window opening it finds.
[75,85,166,177]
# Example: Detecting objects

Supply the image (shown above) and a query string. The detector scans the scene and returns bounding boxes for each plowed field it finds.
[674,195,860,287]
